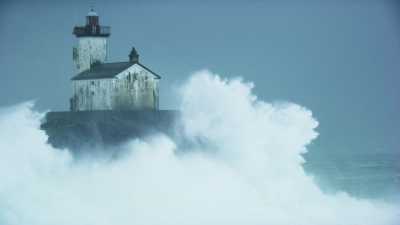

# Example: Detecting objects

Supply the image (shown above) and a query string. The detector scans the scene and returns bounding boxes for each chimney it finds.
[129,47,139,63]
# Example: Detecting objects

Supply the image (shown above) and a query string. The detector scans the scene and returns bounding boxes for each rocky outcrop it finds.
[40,110,179,157]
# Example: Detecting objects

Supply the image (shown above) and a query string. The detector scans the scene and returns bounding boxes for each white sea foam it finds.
[0,70,398,225]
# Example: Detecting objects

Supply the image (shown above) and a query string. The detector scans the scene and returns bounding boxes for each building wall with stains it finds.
[73,37,108,73]
[70,65,159,111]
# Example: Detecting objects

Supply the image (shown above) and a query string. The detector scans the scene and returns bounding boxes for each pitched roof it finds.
[71,62,161,80]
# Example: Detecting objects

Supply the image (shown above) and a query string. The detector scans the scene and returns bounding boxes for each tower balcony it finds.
[73,25,111,37]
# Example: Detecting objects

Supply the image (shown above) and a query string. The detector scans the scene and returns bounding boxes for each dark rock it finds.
[40,110,180,157]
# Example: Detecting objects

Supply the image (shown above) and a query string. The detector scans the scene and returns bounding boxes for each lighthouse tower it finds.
[70,10,161,112]
[72,9,110,73]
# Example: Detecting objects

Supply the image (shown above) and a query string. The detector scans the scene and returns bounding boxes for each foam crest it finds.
[0,71,398,225]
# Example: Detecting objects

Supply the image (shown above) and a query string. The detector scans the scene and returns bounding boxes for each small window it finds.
[91,91,95,96]
[91,81,95,85]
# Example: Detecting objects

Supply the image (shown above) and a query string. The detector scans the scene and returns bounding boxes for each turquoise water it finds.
[304,152,400,202]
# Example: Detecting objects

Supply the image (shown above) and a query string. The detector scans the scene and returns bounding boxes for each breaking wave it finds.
[0,70,398,225]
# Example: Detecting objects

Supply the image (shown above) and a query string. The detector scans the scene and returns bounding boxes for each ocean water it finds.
[304,151,400,202]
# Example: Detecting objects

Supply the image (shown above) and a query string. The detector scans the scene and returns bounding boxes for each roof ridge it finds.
[137,62,161,79]
[71,61,161,80]
[102,61,131,64]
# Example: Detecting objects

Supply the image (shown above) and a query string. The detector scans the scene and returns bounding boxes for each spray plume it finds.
[0,70,398,225]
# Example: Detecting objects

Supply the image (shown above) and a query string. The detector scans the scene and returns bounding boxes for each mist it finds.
[0,71,398,225]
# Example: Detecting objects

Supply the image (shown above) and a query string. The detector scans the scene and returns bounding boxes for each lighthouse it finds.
[70,9,161,112]
[73,8,110,73]
[40,8,174,153]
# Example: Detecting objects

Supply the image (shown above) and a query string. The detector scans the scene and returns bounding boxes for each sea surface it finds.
[304,151,400,202]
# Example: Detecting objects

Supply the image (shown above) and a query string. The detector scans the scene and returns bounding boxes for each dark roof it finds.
[71,62,161,80]
[136,63,161,79]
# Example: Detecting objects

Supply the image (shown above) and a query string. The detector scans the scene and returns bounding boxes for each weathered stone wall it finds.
[73,37,108,73]
[71,78,113,111]
[114,64,159,110]
[71,64,159,111]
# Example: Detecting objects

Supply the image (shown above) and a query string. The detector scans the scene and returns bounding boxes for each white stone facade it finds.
[73,37,108,73]
[71,64,159,111]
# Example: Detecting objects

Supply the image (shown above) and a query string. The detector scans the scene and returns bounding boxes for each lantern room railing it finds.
[73,25,111,37]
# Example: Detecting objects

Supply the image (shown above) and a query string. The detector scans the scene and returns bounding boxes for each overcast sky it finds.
[0,0,399,156]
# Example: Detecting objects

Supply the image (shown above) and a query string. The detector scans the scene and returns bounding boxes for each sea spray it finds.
[0,71,398,225]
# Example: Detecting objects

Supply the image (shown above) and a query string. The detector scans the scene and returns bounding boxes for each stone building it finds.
[70,9,161,111]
